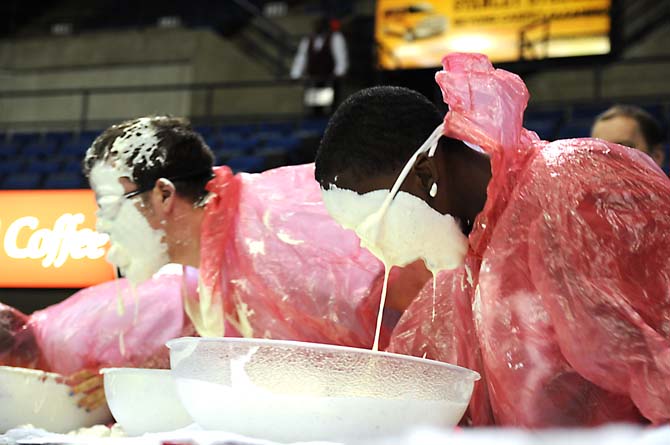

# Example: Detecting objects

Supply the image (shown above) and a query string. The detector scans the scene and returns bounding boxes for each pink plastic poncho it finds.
[188,164,393,348]
[0,271,192,375]
[388,53,670,427]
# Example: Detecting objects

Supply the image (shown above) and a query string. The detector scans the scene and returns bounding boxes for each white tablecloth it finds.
[2,424,669,445]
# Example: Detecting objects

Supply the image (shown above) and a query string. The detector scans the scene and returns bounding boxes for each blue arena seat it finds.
[23,142,57,157]
[571,104,611,121]
[256,131,284,142]
[524,119,559,141]
[226,156,266,173]
[556,121,592,140]
[0,141,18,158]
[11,132,39,147]
[217,137,259,152]
[193,125,215,140]
[45,131,73,146]
[258,121,295,134]
[269,136,299,150]
[0,159,25,174]
[220,124,254,136]
[59,156,84,173]
[214,148,247,164]
[1,172,42,189]
[44,171,85,189]
[26,158,62,174]
[298,119,328,133]
[60,140,91,156]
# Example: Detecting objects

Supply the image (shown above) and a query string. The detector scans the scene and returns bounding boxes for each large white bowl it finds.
[101,368,192,435]
[167,337,479,442]
[0,365,112,433]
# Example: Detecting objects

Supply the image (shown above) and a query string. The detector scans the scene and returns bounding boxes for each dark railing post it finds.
[80,90,90,131]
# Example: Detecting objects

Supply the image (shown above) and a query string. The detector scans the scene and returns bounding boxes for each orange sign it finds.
[0,190,115,288]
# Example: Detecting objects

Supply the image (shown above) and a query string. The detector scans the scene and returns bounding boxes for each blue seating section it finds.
[1,108,668,189]
[0,119,329,188]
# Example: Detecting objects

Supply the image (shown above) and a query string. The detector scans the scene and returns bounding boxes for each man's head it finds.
[316,86,491,272]
[591,105,666,168]
[83,116,214,283]
[316,85,481,218]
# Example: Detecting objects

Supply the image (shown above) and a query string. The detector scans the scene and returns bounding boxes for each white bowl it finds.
[101,368,192,436]
[167,337,479,442]
[0,365,112,433]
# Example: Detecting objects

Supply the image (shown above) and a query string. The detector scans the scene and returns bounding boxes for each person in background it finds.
[314,53,670,427]
[591,104,667,171]
[290,16,349,115]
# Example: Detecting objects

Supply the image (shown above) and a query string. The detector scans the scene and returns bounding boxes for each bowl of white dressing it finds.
[167,337,479,442]
[101,367,192,435]
[0,365,112,433]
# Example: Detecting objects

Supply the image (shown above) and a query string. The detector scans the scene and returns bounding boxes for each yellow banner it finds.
[376,0,611,69]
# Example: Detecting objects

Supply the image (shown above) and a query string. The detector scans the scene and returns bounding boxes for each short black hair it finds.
[315,86,443,185]
[83,116,215,204]
[594,105,665,148]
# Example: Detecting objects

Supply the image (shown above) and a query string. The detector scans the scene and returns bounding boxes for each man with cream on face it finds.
[315,53,670,427]
[82,116,425,360]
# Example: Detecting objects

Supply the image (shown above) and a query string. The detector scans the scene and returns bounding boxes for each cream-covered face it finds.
[321,186,469,273]
[90,162,169,285]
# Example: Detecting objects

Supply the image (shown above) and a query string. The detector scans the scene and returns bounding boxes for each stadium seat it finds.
[219,131,246,141]
[267,136,300,151]
[214,148,247,165]
[217,137,259,152]
[26,158,62,174]
[23,142,57,157]
[258,122,295,134]
[1,172,42,189]
[78,130,100,143]
[0,141,18,158]
[220,124,253,136]
[292,129,321,140]
[44,131,73,146]
[256,131,284,142]
[193,125,215,141]
[44,171,85,189]
[61,156,84,173]
[556,121,592,140]
[571,104,611,121]
[524,119,559,140]
[0,159,24,174]
[60,140,91,156]
[10,132,39,147]
[299,119,328,134]
[226,156,266,173]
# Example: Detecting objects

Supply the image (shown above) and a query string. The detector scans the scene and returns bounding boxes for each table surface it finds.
[1,424,669,445]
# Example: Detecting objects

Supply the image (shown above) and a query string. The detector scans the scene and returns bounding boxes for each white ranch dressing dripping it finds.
[321,123,470,351]
[183,273,225,338]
